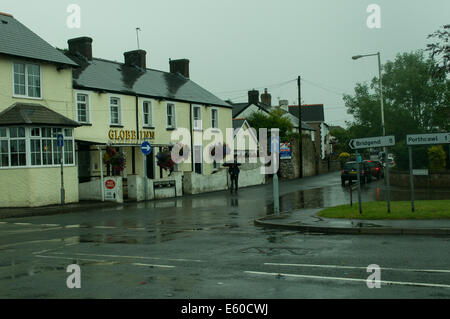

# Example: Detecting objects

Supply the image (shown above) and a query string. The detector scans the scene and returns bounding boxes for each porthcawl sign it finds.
[349,135,395,150]
[406,133,450,145]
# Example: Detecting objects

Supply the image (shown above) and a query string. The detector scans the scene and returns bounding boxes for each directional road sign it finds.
[406,133,450,146]
[141,141,152,155]
[57,134,64,148]
[349,135,395,150]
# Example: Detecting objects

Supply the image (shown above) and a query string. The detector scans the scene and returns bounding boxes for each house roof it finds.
[230,102,270,118]
[0,103,80,127]
[288,104,325,122]
[65,54,231,108]
[0,13,77,67]
[232,118,246,130]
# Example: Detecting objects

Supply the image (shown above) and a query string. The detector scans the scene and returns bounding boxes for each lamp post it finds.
[352,52,385,137]
[353,52,391,213]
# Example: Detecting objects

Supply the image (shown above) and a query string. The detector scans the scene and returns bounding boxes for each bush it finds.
[428,145,447,170]
[391,141,428,170]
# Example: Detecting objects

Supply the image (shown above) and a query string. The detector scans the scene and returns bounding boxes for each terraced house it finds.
[0,12,79,207]
[0,12,233,207]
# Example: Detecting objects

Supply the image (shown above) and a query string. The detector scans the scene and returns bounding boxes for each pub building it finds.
[65,37,232,202]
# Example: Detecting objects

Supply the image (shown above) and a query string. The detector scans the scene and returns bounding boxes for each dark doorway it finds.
[146,153,154,179]
[78,143,91,183]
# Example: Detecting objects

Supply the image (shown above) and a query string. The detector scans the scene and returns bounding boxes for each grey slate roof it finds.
[232,118,245,130]
[231,102,270,118]
[289,104,325,122]
[0,13,77,66]
[0,103,80,127]
[65,54,231,108]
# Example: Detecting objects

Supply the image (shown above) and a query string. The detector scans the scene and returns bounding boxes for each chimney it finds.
[248,90,259,105]
[261,88,272,107]
[279,100,289,112]
[124,50,147,69]
[169,59,190,78]
[68,37,93,61]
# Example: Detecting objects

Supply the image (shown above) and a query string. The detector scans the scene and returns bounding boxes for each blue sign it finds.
[141,141,152,155]
[57,134,64,148]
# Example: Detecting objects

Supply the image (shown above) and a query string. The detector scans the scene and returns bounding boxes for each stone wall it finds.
[279,137,321,179]
[389,171,450,188]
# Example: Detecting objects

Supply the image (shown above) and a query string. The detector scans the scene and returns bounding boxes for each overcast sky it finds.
[2,0,449,127]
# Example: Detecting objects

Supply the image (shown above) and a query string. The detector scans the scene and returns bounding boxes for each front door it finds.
[146,153,154,179]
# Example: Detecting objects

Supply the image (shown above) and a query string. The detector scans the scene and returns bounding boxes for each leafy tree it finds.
[426,24,450,78]
[428,145,447,170]
[246,109,297,142]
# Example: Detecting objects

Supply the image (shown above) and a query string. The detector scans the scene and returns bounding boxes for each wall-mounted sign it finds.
[280,143,292,160]
[108,129,155,143]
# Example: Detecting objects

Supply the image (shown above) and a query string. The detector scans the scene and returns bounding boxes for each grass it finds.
[318,200,450,220]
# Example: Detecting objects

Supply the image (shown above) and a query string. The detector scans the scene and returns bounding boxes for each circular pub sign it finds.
[105,179,116,190]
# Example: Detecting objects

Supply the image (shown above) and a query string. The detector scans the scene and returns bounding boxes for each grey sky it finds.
[2,0,449,127]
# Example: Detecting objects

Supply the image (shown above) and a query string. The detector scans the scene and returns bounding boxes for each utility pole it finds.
[297,76,303,178]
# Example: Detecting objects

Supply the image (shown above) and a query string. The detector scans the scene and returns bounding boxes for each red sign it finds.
[105,180,116,190]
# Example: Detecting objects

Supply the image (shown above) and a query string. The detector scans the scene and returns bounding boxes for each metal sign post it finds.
[141,141,152,201]
[356,150,362,214]
[385,147,391,213]
[272,137,280,215]
[57,134,65,205]
[408,146,415,212]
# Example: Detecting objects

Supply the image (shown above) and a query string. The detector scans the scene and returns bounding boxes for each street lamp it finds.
[352,52,385,137]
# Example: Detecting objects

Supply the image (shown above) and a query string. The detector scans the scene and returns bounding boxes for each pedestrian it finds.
[228,157,241,194]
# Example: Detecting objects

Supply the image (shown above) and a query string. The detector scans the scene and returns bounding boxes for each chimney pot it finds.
[261,88,272,107]
[68,37,93,61]
[248,90,259,105]
[169,59,190,78]
[124,50,147,69]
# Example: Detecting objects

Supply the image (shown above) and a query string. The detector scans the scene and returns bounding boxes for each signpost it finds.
[141,141,152,201]
[406,132,450,212]
[272,137,280,215]
[349,135,396,214]
[57,134,65,205]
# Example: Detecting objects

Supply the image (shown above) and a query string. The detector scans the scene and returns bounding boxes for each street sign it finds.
[349,135,395,150]
[406,133,450,146]
[141,141,152,155]
[57,134,64,148]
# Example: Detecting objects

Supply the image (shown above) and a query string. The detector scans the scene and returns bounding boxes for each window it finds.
[167,103,176,128]
[0,127,74,168]
[211,108,219,129]
[110,97,121,125]
[143,101,152,127]
[13,62,41,98]
[193,105,202,130]
[193,145,203,174]
[76,93,89,123]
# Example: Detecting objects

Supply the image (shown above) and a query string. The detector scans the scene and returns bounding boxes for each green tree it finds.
[428,145,447,170]
[246,109,297,142]
[426,24,450,78]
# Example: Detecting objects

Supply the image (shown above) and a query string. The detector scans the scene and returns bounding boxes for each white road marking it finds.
[0,238,62,249]
[41,224,61,227]
[64,225,81,229]
[245,271,450,289]
[264,263,450,274]
[131,263,175,269]
[51,252,204,263]
[93,226,117,229]
[13,223,32,226]
[35,255,175,269]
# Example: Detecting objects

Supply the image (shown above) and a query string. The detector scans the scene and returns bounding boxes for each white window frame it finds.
[12,61,42,99]
[166,102,177,129]
[109,95,122,126]
[142,100,153,127]
[211,107,219,129]
[192,104,202,131]
[75,91,91,124]
[0,127,75,169]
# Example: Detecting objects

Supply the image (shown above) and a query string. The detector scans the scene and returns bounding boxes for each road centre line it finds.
[245,271,450,289]
[34,255,176,269]
[264,263,450,274]
[51,252,204,263]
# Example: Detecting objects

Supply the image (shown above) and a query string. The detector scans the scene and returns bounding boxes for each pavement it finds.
[255,208,450,235]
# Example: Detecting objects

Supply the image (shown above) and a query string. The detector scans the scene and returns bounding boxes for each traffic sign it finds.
[57,134,64,148]
[141,141,152,155]
[406,133,450,146]
[349,135,395,150]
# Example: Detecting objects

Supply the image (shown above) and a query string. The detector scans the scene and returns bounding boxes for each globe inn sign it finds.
[108,129,155,144]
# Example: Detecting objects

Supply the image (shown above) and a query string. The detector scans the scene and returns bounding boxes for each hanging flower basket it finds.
[157,148,175,172]
[103,146,126,175]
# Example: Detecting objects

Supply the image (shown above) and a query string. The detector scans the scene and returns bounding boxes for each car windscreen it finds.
[343,163,357,170]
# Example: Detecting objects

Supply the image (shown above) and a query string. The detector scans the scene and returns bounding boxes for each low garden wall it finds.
[389,170,450,188]
[79,176,123,203]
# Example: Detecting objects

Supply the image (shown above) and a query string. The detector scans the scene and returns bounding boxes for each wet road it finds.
[0,171,449,298]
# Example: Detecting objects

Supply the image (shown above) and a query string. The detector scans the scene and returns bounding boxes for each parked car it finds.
[363,160,384,180]
[341,161,371,185]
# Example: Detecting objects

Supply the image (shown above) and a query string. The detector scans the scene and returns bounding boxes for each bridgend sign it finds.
[349,136,395,150]
[406,133,450,145]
